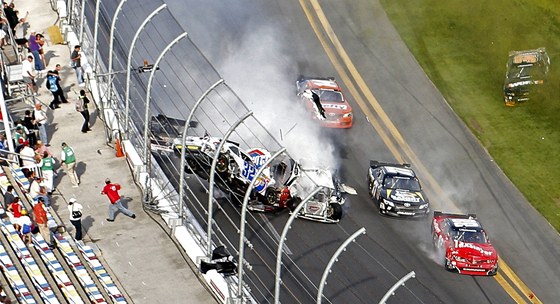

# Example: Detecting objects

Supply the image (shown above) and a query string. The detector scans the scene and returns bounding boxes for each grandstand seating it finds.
[0,165,127,303]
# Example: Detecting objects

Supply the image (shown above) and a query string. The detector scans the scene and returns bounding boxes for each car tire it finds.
[444,257,452,270]
[216,155,229,173]
[488,263,499,276]
[327,203,343,220]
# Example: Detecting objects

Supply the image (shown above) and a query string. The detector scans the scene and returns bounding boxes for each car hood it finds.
[453,241,497,259]
[385,189,426,204]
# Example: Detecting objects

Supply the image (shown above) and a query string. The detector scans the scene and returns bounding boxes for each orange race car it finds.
[296,76,353,128]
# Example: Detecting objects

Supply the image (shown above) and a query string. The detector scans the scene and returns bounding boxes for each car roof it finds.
[307,79,341,91]
[382,166,416,177]
[448,218,482,230]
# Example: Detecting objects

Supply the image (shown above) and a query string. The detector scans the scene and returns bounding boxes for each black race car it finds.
[367,160,429,217]
[503,47,549,106]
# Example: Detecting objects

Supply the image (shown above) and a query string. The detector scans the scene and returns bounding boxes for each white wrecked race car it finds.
[240,155,356,223]
[173,135,274,200]
[175,136,355,223]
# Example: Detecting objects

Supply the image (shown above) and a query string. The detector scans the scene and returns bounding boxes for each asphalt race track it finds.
[88,0,560,303]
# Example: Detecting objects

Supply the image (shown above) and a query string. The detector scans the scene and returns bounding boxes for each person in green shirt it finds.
[39,151,55,194]
[60,142,79,187]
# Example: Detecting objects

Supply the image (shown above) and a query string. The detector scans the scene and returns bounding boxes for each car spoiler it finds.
[297,75,336,82]
[369,160,411,169]
[433,211,477,219]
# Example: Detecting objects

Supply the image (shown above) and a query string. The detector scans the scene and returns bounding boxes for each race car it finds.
[431,211,499,276]
[149,114,197,153]
[503,47,550,106]
[174,135,274,200]
[367,161,429,217]
[296,76,353,128]
[176,136,354,222]
[284,162,356,223]
[242,154,356,223]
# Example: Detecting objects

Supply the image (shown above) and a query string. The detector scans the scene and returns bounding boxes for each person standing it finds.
[46,70,62,109]
[70,45,84,87]
[48,64,68,105]
[21,55,37,95]
[68,198,83,241]
[33,197,54,249]
[39,152,55,195]
[35,33,47,69]
[28,30,44,72]
[101,178,136,222]
[19,140,36,168]
[22,110,38,147]
[60,142,79,187]
[76,90,91,133]
[33,103,48,146]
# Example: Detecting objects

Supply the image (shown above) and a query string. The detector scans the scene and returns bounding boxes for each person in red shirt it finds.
[33,197,53,248]
[101,178,136,222]
[7,197,22,230]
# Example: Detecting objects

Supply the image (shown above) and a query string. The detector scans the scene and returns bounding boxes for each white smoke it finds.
[215,25,338,169]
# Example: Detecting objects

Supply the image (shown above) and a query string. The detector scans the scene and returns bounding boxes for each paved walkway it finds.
[6,0,216,303]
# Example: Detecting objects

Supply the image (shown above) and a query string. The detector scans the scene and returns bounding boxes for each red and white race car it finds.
[431,211,499,276]
[296,76,353,128]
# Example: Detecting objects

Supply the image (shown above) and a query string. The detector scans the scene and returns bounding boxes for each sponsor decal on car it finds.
[455,241,494,256]
[321,104,348,110]
[390,190,421,203]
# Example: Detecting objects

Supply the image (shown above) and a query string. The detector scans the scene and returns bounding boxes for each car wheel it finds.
[216,155,229,173]
[488,263,499,276]
[287,197,302,211]
[444,257,452,270]
[327,203,343,220]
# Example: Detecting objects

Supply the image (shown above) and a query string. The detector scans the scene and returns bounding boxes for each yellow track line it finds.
[500,262,543,304]
[299,0,539,303]
[495,273,527,304]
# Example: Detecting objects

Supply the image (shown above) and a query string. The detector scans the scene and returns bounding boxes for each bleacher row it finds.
[0,164,127,303]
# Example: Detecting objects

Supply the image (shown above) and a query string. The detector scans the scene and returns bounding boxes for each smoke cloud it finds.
[214,24,338,169]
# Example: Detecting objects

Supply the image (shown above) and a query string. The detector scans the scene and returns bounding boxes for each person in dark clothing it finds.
[53,65,67,102]
[3,185,15,209]
[68,198,83,241]
[3,3,17,31]
[77,90,91,133]
[46,65,67,109]
[70,45,84,86]
[22,110,37,147]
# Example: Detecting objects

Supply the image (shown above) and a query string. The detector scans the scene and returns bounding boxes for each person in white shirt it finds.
[33,103,48,146]
[68,198,83,241]
[18,210,33,245]
[28,171,50,207]
[21,55,37,94]
[19,140,36,167]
